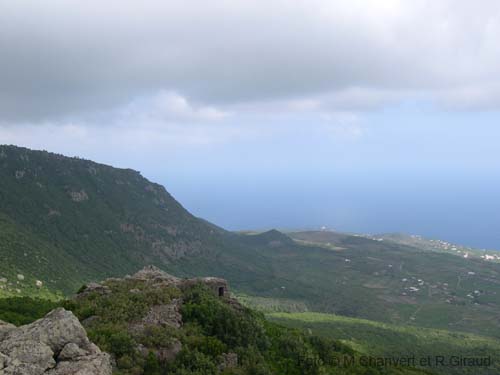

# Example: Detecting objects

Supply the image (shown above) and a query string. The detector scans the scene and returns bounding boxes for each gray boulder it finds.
[0,308,111,375]
[0,320,16,341]
[0,340,55,373]
[0,351,11,369]
[45,352,111,375]
[57,343,89,361]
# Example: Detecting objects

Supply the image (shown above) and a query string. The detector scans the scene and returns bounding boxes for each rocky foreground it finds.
[0,308,111,375]
[0,265,232,374]
[0,266,433,375]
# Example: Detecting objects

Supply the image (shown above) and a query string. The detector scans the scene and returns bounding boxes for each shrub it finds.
[143,352,161,375]
[0,297,60,325]
[181,284,269,350]
[109,331,136,357]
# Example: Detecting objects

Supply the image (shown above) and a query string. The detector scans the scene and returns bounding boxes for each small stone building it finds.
[181,277,229,298]
[77,266,231,300]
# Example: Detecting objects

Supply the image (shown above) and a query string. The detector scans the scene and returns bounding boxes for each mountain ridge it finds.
[0,144,227,294]
[2,144,500,342]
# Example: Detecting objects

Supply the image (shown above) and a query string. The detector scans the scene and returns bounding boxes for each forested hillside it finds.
[0,144,232,294]
[2,145,500,341]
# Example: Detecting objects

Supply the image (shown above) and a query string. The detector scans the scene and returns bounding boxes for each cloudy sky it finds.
[1,0,500,248]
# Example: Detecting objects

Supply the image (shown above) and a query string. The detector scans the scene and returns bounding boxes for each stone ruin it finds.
[125,265,230,299]
[0,266,236,374]
[75,266,237,366]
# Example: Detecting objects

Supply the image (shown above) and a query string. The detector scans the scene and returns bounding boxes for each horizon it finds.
[3,142,499,252]
[2,3,500,373]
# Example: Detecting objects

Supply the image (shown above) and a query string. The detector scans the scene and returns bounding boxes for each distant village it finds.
[363,233,500,263]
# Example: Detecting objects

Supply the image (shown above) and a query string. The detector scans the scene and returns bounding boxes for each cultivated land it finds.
[1,145,500,375]
[268,312,500,375]
[362,233,500,263]
[0,267,431,375]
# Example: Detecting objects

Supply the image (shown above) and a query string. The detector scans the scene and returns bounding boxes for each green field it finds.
[2,145,500,343]
[268,312,500,375]
[0,286,430,375]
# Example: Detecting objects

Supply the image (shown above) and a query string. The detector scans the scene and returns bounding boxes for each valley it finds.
[267,312,500,375]
[1,145,500,374]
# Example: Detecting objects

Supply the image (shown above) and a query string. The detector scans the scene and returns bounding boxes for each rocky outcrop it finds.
[142,299,183,329]
[218,352,238,372]
[0,320,16,342]
[68,190,88,202]
[0,309,111,375]
[75,282,111,298]
[133,266,231,301]
[130,265,181,284]
[156,339,182,362]
[69,266,241,370]
[128,298,183,337]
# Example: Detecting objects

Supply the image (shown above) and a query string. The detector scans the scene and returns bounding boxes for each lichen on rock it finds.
[0,308,111,375]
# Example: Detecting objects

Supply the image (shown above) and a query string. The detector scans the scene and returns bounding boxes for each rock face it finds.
[0,320,16,341]
[70,266,241,369]
[218,352,238,371]
[130,265,181,284]
[142,299,183,328]
[0,308,112,375]
[68,190,89,202]
[75,282,111,298]
[156,339,182,362]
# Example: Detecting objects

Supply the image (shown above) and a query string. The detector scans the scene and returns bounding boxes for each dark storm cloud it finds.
[1,0,500,122]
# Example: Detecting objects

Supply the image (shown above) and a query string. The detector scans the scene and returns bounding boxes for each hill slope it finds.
[268,312,500,375]
[2,145,500,341]
[0,145,231,294]
[0,268,431,375]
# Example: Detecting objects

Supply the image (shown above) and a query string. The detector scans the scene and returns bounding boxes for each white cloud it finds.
[0,91,240,153]
[118,91,231,123]
[1,0,500,123]
[435,84,500,111]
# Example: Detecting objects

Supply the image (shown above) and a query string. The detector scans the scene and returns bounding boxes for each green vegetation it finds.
[66,279,181,324]
[281,231,500,338]
[236,294,309,313]
[268,312,500,375]
[0,144,227,295]
[1,144,500,341]
[0,283,430,375]
[0,297,60,325]
[363,233,500,264]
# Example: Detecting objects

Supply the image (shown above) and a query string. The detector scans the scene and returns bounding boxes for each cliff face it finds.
[0,145,227,295]
[0,145,276,301]
[0,308,111,375]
